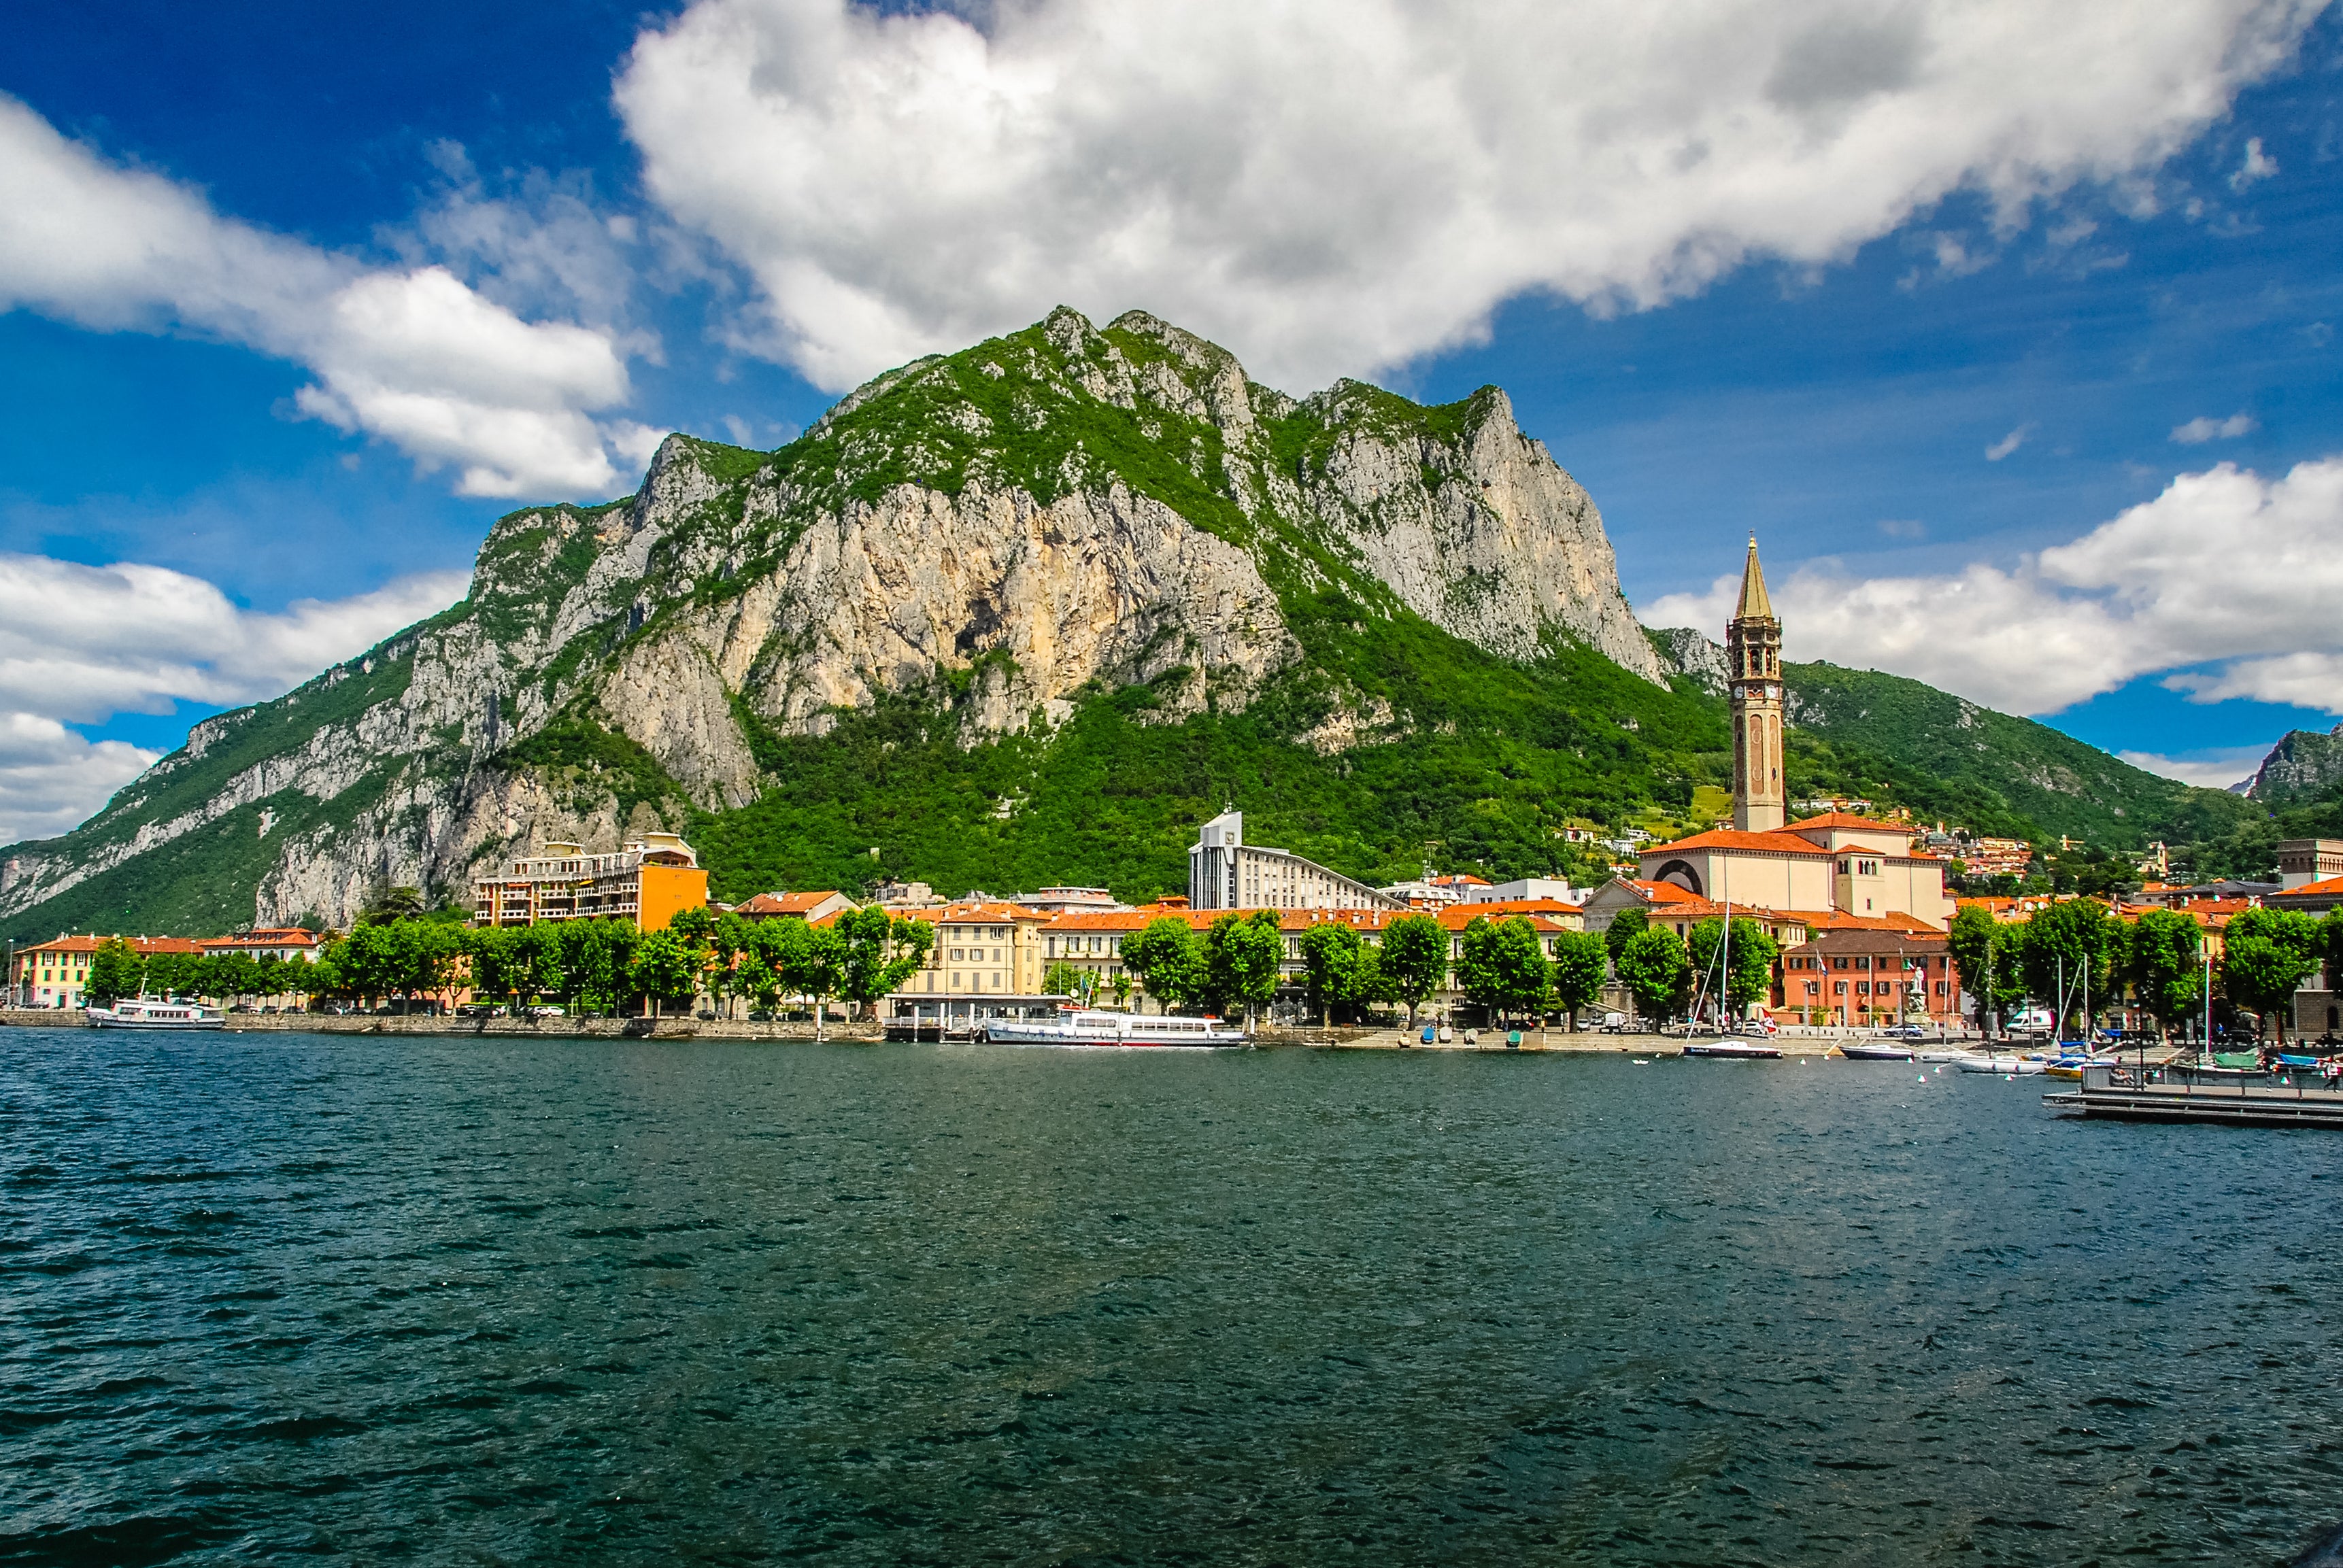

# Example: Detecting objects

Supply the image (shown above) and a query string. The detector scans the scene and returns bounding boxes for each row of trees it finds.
[98,909,939,1029]
[84,943,318,1008]
[1947,900,2343,1045]
[1097,911,1621,1030]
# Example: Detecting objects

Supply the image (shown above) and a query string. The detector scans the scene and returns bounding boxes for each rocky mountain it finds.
[2240,723,2343,804]
[3,307,1683,938]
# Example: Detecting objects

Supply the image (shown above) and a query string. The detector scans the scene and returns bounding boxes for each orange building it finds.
[472,834,708,932]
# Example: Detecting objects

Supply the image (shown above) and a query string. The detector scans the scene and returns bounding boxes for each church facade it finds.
[1619,539,1957,934]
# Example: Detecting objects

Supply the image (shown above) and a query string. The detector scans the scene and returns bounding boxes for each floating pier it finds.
[2047,1064,2343,1129]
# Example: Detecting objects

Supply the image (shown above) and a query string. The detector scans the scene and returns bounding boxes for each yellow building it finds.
[892,901,1053,997]
[11,934,199,1008]
[472,834,708,932]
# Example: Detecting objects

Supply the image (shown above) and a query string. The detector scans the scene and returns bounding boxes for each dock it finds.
[2047,1064,2343,1129]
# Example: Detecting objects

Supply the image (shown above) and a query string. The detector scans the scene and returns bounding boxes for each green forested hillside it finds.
[1780,661,2260,851]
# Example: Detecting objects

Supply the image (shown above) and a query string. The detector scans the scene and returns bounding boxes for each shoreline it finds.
[3,1008,2003,1055]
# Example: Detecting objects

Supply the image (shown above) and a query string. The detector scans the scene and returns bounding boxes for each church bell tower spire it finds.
[1727,536,1785,832]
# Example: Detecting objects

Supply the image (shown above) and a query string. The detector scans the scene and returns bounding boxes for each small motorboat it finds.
[1681,1038,1782,1059]
[1954,1053,2047,1075]
[1839,1042,1916,1061]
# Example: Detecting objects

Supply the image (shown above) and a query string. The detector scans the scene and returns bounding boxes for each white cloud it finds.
[0,715,158,847]
[1985,422,2036,461]
[2171,411,2257,443]
[2116,746,2268,790]
[0,96,642,498]
[616,0,2324,392]
[1644,456,2343,719]
[0,556,469,842]
[2229,134,2279,190]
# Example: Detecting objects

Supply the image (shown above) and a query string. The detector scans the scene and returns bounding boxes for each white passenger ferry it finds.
[86,998,226,1030]
[978,1009,1247,1047]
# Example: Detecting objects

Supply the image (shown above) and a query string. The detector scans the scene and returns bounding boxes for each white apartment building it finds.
[1187,811,1404,913]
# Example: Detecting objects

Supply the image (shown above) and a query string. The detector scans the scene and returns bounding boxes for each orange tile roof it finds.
[2280,874,2343,897]
[1789,811,1920,835]
[1647,828,1834,857]
[16,934,201,956]
[735,890,848,916]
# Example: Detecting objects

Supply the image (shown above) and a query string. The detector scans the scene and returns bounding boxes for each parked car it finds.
[528,1004,565,1018]
[1876,1023,1927,1040]
[1598,1012,1628,1034]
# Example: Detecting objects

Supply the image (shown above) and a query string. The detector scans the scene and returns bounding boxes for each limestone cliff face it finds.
[1,306,1668,933]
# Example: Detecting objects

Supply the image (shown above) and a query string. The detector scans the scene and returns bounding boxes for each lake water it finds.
[3,1029,2339,1565]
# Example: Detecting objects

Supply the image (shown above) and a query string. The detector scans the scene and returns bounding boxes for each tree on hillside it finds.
[1205,910,1284,1030]
[1615,925,1691,1024]
[836,907,935,1021]
[360,885,428,926]
[1549,930,1608,1029]
[1379,914,1449,1026]
[1457,916,1551,1025]
[86,938,144,1004]
[2122,908,2205,1044]
[1299,921,1370,1027]
[2221,906,2323,1048]
[1122,917,1204,1013]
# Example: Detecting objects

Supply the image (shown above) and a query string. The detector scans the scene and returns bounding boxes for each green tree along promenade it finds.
[1685,916,1780,1023]
[1455,916,1551,1026]
[1378,914,1449,1025]
[1615,924,1691,1024]
[1548,930,1608,1029]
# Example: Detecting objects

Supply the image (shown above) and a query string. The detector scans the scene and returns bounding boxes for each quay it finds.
[2047,1063,2343,1129]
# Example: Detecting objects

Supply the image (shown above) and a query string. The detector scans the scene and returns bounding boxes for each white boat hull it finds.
[87,1001,225,1030]
[1954,1055,2046,1075]
[1681,1038,1782,1059]
[979,1010,1245,1047]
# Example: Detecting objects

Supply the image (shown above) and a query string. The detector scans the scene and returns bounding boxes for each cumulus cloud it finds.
[615,0,2324,392]
[0,96,641,497]
[2172,411,2257,443]
[1643,456,2343,719]
[2229,134,2280,190]
[0,556,468,843]
[0,715,158,847]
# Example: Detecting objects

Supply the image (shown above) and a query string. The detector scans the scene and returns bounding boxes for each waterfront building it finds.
[1007,886,1128,914]
[1188,810,1404,912]
[1779,927,1959,1028]
[10,934,198,1008]
[471,834,707,932]
[893,901,1053,998]
[195,927,327,964]
[1464,877,1586,907]
[735,890,856,922]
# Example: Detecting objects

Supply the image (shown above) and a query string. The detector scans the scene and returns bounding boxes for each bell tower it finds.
[1727,536,1785,832]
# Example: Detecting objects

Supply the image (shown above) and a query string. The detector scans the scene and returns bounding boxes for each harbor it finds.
[2049,1060,2343,1128]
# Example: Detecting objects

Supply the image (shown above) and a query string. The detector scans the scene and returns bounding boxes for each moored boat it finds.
[1955,1053,2047,1075]
[87,998,225,1030]
[1681,1038,1781,1059]
[1839,1042,1916,1061]
[978,1009,1246,1046]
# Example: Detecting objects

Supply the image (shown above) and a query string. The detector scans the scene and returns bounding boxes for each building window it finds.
[1834,982,1847,995]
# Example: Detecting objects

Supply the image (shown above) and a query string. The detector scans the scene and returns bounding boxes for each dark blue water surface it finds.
[3,1030,2339,1565]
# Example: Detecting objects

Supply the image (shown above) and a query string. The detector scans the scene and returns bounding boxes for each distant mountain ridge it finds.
[0,308,2260,941]
[2240,723,2343,804]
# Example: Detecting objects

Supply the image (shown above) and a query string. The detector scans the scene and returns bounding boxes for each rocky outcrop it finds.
[1647,626,1730,696]
[2243,723,2343,803]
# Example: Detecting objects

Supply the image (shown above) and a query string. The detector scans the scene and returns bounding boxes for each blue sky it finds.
[3,0,2341,841]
